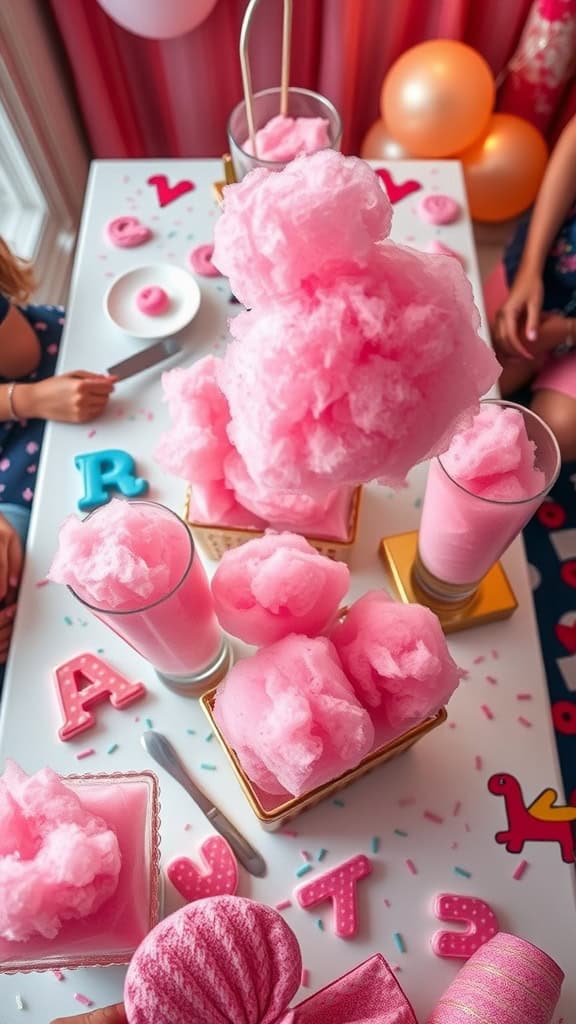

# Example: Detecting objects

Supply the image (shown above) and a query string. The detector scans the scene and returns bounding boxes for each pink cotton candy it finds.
[330,591,462,738]
[49,499,188,611]
[0,762,120,942]
[211,532,350,645]
[154,358,231,483]
[218,242,499,492]
[243,114,331,162]
[213,150,393,307]
[441,403,546,501]
[214,635,374,796]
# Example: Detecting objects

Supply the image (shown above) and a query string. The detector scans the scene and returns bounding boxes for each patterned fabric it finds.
[0,301,64,509]
[523,455,576,803]
[504,205,576,316]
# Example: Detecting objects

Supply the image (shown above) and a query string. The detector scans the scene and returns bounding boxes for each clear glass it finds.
[227,86,342,181]
[0,771,161,973]
[69,501,230,693]
[415,400,561,603]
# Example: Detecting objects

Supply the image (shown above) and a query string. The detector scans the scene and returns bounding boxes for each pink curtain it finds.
[48,0,576,159]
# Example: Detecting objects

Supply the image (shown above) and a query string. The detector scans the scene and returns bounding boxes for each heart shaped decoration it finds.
[374,168,422,204]
[106,216,152,248]
[167,835,239,903]
[147,174,195,207]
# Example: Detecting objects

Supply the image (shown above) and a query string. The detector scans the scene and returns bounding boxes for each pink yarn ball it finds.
[211,531,350,645]
[125,896,301,1024]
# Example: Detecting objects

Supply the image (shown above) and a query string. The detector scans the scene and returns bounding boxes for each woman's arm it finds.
[0,303,41,379]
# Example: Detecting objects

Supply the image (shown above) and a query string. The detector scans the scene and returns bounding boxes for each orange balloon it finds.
[381,40,495,158]
[458,114,548,222]
[360,118,411,159]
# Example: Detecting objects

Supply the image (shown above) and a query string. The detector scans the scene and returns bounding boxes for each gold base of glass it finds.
[379,530,518,633]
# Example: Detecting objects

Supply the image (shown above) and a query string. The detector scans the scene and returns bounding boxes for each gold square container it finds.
[184,486,362,565]
[200,688,447,831]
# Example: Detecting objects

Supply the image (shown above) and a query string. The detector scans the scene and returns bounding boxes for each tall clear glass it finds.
[414,400,561,605]
[69,502,230,695]
[227,86,342,181]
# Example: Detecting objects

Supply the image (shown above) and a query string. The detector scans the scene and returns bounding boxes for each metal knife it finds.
[141,730,266,878]
[107,338,181,380]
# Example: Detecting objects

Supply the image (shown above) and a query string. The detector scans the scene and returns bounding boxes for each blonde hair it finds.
[0,237,35,304]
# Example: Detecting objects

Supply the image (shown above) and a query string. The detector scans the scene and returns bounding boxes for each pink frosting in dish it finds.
[136,286,170,316]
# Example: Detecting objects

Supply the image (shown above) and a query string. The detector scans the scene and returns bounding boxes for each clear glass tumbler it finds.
[227,86,342,181]
[414,400,561,605]
[69,501,230,694]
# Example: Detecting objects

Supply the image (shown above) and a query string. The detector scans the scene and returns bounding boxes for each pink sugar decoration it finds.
[516,693,533,701]
[75,747,95,760]
[281,830,299,838]
[52,969,65,980]
[211,532,350,647]
[275,899,292,911]
[513,859,529,881]
[300,967,310,988]
[453,800,462,816]
[481,704,494,720]
[486,676,498,685]
[384,898,392,908]
[300,850,312,862]
[518,716,533,728]
[450,841,459,850]
[74,993,94,1007]
[87,429,96,438]
[491,649,499,659]
[465,823,472,833]
[331,591,462,740]
[35,578,49,588]
[397,797,416,807]
[423,810,444,824]
[474,756,483,771]
[473,656,485,665]
[405,858,418,875]
[214,635,374,797]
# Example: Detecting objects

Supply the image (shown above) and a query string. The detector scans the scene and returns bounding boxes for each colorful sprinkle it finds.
[516,693,533,701]
[275,899,292,910]
[453,866,472,878]
[480,704,494,720]
[316,918,324,930]
[394,829,408,837]
[52,969,65,980]
[513,859,529,881]
[473,655,485,665]
[300,968,310,988]
[64,615,73,625]
[75,747,95,760]
[282,829,299,838]
[485,675,498,685]
[393,932,406,953]
[74,993,94,1007]
[333,798,345,807]
[384,898,392,908]
[144,718,154,730]
[186,728,196,735]
[423,810,444,824]
[474,755,483,771]
[35,578,49,588]
[453,800,462,816]
[317,848,328,861]
[15,993,25,1010]
[296,863,313,878]
[300,850,312,862]
[371,836,381,853]
[106,743,118,754]
[405,858,418,875]
[200,763,217,770]
[518,716,532,728]
[87,429,96,438]
[491,649,499,659]
[397,796,416,807]
[205,732,214,742]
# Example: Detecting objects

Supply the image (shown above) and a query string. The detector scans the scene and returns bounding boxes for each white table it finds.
[0,159,575,1022]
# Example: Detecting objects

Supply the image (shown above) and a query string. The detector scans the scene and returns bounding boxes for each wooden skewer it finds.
[239,0,259,158]
[280,0,293,117]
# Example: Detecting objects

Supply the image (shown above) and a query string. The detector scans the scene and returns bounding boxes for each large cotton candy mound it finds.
[441,403,546,501]
[0,761,121,942]
[243,114,331,162]
[213,150,393,306]
[154,358,231,483]
[211,532,350,645]
[125,896,301,1024]
[330,591,461,737]
[214,635,375,797]
[49,499,189,611]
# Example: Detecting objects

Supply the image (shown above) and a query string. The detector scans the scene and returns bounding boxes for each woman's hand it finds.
[51,1004,127,1024]
[494,267,544,359]
[15,371,117,424]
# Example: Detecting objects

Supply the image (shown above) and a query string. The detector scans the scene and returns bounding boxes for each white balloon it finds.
[96,0,219,40]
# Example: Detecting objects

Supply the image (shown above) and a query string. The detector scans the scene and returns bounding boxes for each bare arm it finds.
[0,303,40,378]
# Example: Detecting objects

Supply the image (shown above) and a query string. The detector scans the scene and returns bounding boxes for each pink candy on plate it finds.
[136,285,170,316]
[214,634,375,797]
[330,590,462,737]
[418,194,460,225]
[441,403,546,501]
[243,114,331,163]
[211,532,350,646]
[0,762,121,943]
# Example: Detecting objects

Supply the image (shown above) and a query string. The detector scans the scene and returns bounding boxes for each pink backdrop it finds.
[48,0,576,159]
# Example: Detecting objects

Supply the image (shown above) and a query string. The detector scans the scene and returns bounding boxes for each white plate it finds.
[104,263,201,339]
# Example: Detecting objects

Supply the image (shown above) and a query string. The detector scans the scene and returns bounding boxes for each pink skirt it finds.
[534,350,576,400]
